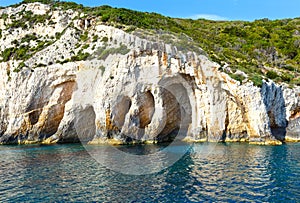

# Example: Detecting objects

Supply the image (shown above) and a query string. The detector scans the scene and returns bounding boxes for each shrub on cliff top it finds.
[5,0,300,86]
[249,74,264,87]
[266,70,279,79]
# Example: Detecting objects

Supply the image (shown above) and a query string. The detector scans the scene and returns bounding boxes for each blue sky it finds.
[1,0,300,21]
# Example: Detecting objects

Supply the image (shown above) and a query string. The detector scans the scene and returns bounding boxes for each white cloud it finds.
[187,14,228,21]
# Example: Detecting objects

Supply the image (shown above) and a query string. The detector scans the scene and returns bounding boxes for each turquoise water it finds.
[0,143,299,202]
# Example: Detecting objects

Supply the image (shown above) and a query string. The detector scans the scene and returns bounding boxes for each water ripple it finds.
[0,143,299,202]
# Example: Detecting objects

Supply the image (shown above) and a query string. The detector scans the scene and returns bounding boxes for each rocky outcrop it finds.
[0,62,77,144]
[0,3,299,145]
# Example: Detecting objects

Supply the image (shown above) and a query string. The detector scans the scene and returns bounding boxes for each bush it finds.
[228,73,245,83]
[1,14,9,21]
[21,34,37,43]
[8,20,28,29]
[92,35,98,42]
[2,48,14,62]
[266,70,279,79]
[281,73,293,82]
[4,0,300,86]
[71,50,90,61]
[15,45,28,59]
[101,37,108,43]
[283,65,296,72]
[82,44,89,49]
[250,74,263,87]
[17,61,26,70]
[80,31,89,42]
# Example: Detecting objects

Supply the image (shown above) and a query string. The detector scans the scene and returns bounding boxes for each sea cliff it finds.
[0,2,299,145]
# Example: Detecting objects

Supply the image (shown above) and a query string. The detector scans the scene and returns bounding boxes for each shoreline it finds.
[1,136,299,146]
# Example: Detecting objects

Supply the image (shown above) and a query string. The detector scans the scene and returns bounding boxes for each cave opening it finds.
[138,90,155,128]
[157,83,192,142]
[112,96,132,129]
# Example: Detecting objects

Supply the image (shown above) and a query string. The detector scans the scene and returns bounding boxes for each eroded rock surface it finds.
[0,3,299,145]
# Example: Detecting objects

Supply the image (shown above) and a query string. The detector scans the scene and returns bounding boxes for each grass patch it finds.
[96,44,130,60]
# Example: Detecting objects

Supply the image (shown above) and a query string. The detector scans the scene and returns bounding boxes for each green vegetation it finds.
[0,33,54,62]
[1,13,9,21]
[266,70,279,80]
[281,72,293,82]
[1,44,34,62]
[82,44,89,49]
[3,0,300,86]
[92,35,98,42]
[7,69,11,81]
[1,45,31,62]
[80,31,89,42]
[95,44,130,60]
[249,74,264,87]
[21,34,38,43]
[16,61,26,71]
[101,37,109,43]
[2,48,14,61]
[7,10,50,29]
[71,50,90,61]
[228,73,246,83]
[68,4,298,86]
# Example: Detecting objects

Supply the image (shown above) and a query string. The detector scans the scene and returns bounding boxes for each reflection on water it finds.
[84,141,192,175]
[0,143,299,202]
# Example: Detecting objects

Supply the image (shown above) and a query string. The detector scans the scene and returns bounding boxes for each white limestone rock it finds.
[0,2,299,145]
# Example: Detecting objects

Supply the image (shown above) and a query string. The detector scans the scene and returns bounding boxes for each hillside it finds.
[1,0,300,87]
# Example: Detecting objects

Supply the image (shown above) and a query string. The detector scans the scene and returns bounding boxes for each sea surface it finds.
[0,142,299,202]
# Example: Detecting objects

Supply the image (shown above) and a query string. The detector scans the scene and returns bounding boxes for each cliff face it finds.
[0,3,299,145]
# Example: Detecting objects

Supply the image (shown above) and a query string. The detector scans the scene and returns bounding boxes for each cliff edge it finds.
[0,2,299,145]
